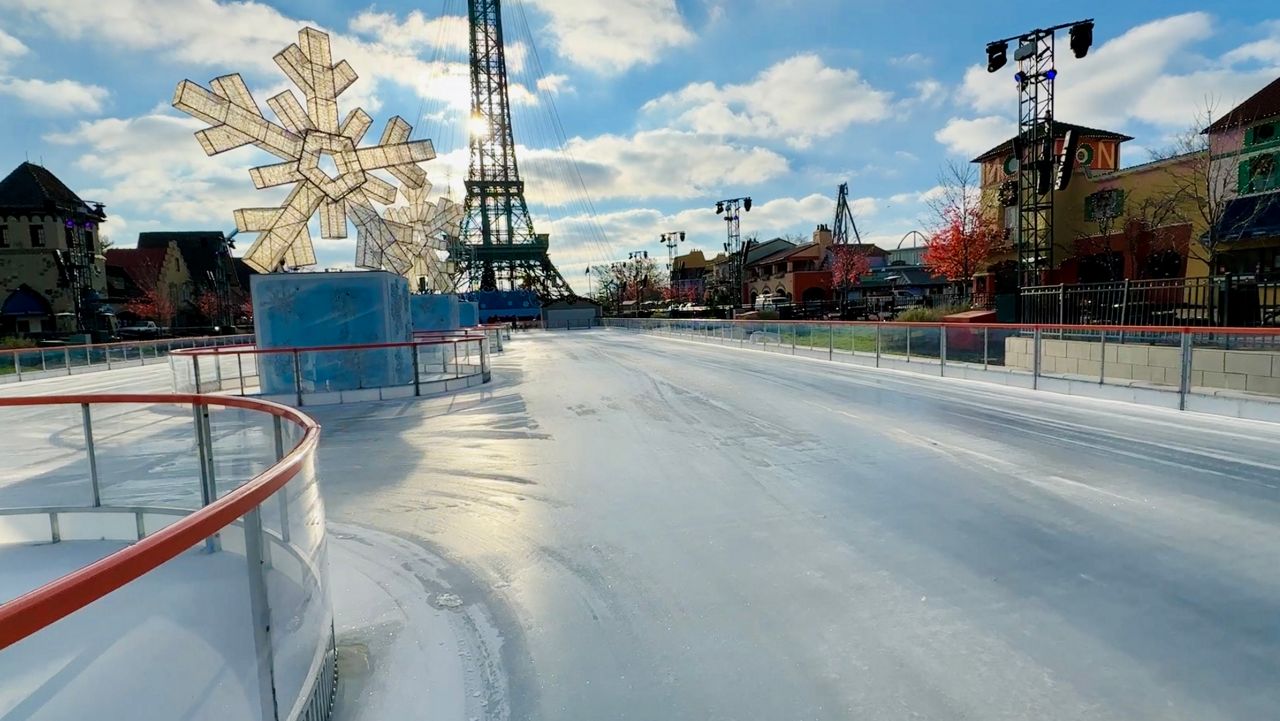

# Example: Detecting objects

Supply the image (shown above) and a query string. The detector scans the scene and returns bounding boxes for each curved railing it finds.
[0,334,254,385]
[170,336,491,406]
[0,394,333,721]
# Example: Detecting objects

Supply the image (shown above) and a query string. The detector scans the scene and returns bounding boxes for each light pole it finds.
[714,197,753,314]
[659,231,686,303]
[984,19,1094,294]
[627,250,650,317]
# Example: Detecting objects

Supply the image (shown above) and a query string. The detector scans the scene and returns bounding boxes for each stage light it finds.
[1046,68,1057,80]
[1070,21,1094,59]
[743,197,752,212]
[715,201,724,214]
[1014,39,1039,62]
[986,41,1008,73]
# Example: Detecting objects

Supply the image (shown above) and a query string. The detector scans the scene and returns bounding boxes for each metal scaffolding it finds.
[453,0,572,301]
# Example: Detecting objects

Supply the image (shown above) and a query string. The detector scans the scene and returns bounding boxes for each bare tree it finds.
[1151,100,1276,273]
[926,160,983,229]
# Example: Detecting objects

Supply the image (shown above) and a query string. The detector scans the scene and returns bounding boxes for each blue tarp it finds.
[461,290,542,321]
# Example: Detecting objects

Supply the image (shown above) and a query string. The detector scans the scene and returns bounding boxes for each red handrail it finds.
[0,334,253,356]
[618,318,1280,336]
[0,393,320,650]
[169,336,484,357]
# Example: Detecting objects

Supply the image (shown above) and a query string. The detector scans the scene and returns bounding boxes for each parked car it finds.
[116,321,162,340]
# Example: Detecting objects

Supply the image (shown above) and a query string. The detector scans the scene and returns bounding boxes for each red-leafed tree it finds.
[923,204,1000,281]
[829,245,872,313]
[123,288,176,327]
[923,160,1000,283]
[193,290,223,326]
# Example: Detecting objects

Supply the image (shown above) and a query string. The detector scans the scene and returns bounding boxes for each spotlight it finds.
[1070,21,1094,59]
[1014,39,1039,62]
[715,201,724,214]
[743,197,753,212]
[1046,68,1057,80]
[986,41,1008,73]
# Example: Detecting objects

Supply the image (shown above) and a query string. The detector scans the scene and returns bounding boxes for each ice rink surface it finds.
[4,331,1280,720]
[312,329,1280,721]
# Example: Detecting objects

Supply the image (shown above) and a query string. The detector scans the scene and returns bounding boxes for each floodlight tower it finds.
[985,19,1094,290]
[715,197,753,308]
[659,230,686,276]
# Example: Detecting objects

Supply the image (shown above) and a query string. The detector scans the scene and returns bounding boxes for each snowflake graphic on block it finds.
[172,27,433,275]
[386,182,464,292]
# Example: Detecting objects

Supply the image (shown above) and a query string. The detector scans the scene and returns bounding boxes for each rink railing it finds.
[603,318,1280,422]
[0,334,254,385]
[414,323,511,353]
[0,393,334,721]
[170,335,491,406]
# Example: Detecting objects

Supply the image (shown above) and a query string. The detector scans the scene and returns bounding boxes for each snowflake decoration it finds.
[386,182,464,292]
[172,27,433,275]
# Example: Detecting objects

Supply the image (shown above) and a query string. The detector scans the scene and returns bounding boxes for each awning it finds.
[1212,193,1280,243]
[1,287,52,317]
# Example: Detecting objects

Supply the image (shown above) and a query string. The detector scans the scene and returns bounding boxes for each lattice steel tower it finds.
[454,0,571,299]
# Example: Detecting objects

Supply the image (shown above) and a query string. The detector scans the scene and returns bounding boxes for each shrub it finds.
[895,305,969,323]
[1,337,36,349]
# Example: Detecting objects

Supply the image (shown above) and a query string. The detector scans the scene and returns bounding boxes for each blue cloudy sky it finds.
[1,0,1278,287]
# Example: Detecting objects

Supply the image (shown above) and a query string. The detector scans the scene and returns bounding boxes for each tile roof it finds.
[137,231,239,290]
[1205,76,1280,134]
[105,248,169,289]
[0,162,104,217]
[971,122,1133,163]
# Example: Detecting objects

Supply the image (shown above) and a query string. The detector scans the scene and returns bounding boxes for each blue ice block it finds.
[411,294,460,332]
[459,301,480,327]
[251,271,413,395]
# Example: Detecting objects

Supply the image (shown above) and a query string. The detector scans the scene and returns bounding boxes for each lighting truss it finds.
[173,27,435,275]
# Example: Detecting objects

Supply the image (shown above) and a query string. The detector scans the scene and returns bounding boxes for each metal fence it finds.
[1022,276,1280,327]
[170,336,492,406]
[0,334,254,385]
[0,394,334,721]
[602,318,1280,420]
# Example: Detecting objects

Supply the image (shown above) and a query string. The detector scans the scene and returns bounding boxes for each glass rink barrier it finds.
[0,394,334,721]
[414,323,510,353]
[0,335,254,386]
[170,336,491,407]
[603,318,1280,422]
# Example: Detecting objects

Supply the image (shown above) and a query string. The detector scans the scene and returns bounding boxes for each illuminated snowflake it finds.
[386,182,464,292]
[172,27,433,275]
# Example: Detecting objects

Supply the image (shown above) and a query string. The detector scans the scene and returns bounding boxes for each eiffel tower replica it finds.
[451,0,572,301]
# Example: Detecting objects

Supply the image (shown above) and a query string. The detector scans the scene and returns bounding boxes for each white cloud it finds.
[1,0,526,113]
[0,77,108,115]
[537,74,574,95]
[911,79,946,106]
[347,10,468,53]
[955,12,1280,132]
[643,54,893,148]
[890,53,930,67]
[522,0,694,73]
[934,116,1015,157]
[544,193,844,277]
[44,113,284,231]
[0,28,28,70]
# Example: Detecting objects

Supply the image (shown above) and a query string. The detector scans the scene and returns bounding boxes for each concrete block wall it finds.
[1005,336,1280,396]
